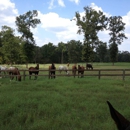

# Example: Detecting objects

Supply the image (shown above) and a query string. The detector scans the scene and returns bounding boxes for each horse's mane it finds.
[51,63,56,69]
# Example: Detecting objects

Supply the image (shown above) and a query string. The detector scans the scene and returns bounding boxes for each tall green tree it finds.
[67,40,82,63]
[108,16,127,65]
[41,43,57,63]
[74,6,108,62]
[56,42,66,64]
[15,10,41,63]
[96,41,107,62]
[0,26,21,64]
[109,43,118,65]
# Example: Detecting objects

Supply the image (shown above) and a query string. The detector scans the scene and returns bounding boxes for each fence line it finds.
[1,69,130,80]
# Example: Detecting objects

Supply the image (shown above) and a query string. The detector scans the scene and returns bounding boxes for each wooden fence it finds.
[1,69,130,80]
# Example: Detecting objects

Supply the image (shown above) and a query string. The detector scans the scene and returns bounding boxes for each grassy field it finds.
[0,62,130,130]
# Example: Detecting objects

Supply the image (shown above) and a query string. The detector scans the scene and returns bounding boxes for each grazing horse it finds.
[107,101,130,130]
[29,64,39,80]
[72,64,77,77]
[58,63,69,75]
[78,65,85,78]
[49,63,56,79]
[0,65,8,77]
[86,63,93,70]
[8,67,21,81]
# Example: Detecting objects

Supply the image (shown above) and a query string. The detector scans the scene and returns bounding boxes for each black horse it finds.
[49,63,56,79]
[29,64,39,80]
[86,63,93,70]
[107,101,130,130]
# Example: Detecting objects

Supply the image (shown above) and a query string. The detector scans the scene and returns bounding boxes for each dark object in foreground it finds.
[107,101,130,130]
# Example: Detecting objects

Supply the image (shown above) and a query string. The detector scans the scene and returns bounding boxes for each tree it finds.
[0,26,21,64]
[67,40,82,63]
[108,16,127,65]
[41,43,57,63]
[109,43,118,65]
[96,41,107,62]
[15,10,41,63]
[74,6,108,62]
[118,51,130,62]
[56,42,65,64]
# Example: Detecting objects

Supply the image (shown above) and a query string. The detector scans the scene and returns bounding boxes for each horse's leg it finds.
[16,75,18,81]
[0,70,1,78]
[9,73,13,81]
[50,72,52,79]
[35,73,37,79]
[11,75,14,81]
[54,71,56,78]
[29,72,32,79]
[81,72,83,78]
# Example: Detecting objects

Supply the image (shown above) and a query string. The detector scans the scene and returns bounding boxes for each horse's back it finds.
[59,65,67,70]
[0,66,8,70]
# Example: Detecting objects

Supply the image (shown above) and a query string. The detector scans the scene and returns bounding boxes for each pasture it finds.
[0,62,130,130]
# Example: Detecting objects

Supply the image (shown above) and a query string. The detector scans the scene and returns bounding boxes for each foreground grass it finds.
[0,75,130,130]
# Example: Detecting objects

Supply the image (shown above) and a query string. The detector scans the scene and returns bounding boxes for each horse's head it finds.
[36,64,39,69]
[51,63,56,69]
[107,101,130,130]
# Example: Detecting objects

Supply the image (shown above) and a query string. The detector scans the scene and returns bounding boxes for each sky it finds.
[0,0,130,52]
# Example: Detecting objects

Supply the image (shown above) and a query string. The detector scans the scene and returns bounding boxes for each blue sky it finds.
[0,0,130,51]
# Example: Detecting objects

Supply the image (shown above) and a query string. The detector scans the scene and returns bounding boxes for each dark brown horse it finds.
[8,67,21,81]
[78,65,85,78]
[107,101,130,130]
[49,63,56,79]
[86,63,93,70]
[29,64,39,80]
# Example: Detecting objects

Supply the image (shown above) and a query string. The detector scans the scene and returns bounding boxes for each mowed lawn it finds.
[0,62,130,130]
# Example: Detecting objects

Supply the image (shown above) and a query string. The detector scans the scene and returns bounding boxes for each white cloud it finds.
[0,0,18,29]
[69,0,80,5]
[58,0,65,7]
[36,11,83,46]
[48,0,55,9]
[48,0,65,9]
[90,3,111,17]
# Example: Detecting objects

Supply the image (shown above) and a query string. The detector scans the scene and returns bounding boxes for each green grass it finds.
[1,62,130,130]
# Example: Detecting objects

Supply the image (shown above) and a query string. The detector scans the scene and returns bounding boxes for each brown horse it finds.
[72,64,77,77]
[29,64,39,80]
[78,65,85,78]
[49,63,56,79]
[107,101,130,130]
[8,67,21,81]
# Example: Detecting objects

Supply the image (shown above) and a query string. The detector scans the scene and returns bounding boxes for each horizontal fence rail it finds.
[1,69,130,80]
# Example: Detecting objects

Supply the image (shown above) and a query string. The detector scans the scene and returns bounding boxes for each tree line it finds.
[0,6,129,65]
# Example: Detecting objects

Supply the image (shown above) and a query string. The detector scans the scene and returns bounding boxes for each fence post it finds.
[123,69,125,81]
[98,70,101,80]
[74,69,76,78]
